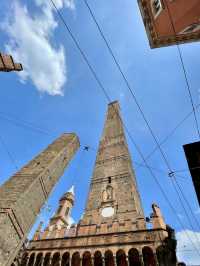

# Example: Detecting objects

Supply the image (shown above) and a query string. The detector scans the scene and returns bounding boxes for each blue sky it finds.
[0,0,200,264]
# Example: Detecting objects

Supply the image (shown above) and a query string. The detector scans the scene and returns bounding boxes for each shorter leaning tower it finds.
[20,102,178,266]
[40,187,75,240]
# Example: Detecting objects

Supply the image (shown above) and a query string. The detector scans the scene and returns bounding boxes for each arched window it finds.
[62,252,70,266]
[142,247,156,266]
[105,250,114,266]
[28,253,35,266]
[71,252,80,266]
[51,252,61,266]
[82,251,92,266]
[128,248,141,266]
[35,253,43,266]
[116,249,127,266]
[43,253,51,266]
[94,251,103,266]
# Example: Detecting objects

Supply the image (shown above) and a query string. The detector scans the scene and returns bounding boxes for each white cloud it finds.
[3,0,75,96]
[176,230,200,265]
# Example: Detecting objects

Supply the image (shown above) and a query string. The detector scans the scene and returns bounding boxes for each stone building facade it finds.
[20,102,177,266]
[138,0,200,48]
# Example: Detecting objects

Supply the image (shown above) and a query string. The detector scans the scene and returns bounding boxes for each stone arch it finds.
[105,250,114,266]
[94,251,103,266]
[82,251,92,266]
[71,252,80,266]
[116,249,127,266]
[128,248,141,266]
[28,253,35,266]
[43,253,51,266]
[21,252,29,266]
[35,253,43,266]
[51,252,61,266]
[62,252,70,266]
[142,247,156,266]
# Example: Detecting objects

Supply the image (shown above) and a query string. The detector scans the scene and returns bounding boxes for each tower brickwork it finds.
[81,101,145,228]
[0,133,79,266]
[18,102,178,266]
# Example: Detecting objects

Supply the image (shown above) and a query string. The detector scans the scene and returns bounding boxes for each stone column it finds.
[113,255,117,266]
[25,257,30,266]
[58,257,62,266]
[33,257,36,266]
[90,256,94,266]
[40,256,44,266]
[49,256,53,266]
[69,257,71,266]
[153,253,159,266]
[80,257,82,266]
[126,255,129,266]
[102,257,105,266]
[139,254,144,266]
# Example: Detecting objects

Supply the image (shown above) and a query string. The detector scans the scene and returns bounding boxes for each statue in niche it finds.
[102,186,113,202]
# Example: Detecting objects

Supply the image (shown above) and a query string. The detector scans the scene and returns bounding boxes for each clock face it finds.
[101,207,114,218]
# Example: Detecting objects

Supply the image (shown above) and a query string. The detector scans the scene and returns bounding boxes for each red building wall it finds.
[149,0,200,38]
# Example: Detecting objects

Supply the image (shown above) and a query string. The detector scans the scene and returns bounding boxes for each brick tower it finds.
[81,101,144,228]
[20,102,177,266]
[0,133,79,266]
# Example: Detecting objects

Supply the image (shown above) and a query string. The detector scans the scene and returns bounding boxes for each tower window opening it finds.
[57,205,62,214]
[108,177,111,183]
[151,0,163,17]
[65,207,69,217]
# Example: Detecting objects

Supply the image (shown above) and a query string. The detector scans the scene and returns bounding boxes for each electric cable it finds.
[136,103,200,169]
[0,134,18,171]
[0,102,199,177]
[165,1,200,139]
[49,0,200,255]
[0,111,55,136]
[82,0,200,246]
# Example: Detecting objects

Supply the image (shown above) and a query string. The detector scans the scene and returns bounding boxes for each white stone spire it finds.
[68,185,75,195]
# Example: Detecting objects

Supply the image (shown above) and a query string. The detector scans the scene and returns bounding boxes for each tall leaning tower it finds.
[20,102,177,266]
[0,133,79,266]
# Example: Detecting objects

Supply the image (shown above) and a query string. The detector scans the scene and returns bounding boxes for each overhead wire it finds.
[49,0,200,256]
[173,166,200,173]
[0,134,18,171]
[0,101,199,180]
[165,1,200,139]
[82,0,200,242]
[0,108,190,181]
[0,111,55,136]
[135,103,200,170]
